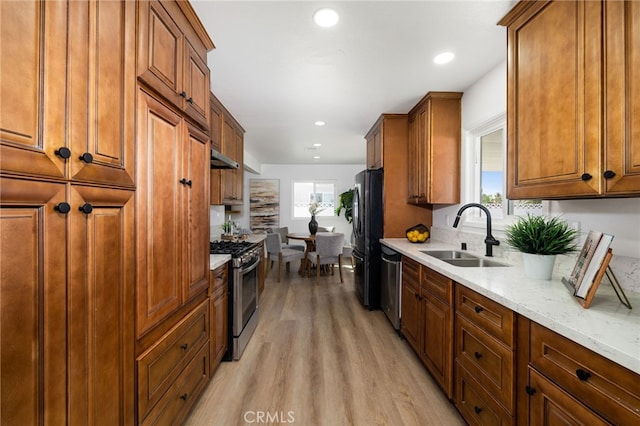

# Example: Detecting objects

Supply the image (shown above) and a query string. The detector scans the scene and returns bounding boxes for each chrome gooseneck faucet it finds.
[452,203,500,257]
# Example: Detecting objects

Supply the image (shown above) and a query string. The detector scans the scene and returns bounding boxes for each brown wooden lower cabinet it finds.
[456,362,513,426]
[137,300,209,423]
[397,257,640,425]
[209,264,229,376]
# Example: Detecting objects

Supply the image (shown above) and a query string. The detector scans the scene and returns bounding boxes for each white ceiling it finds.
[191,0,516,166]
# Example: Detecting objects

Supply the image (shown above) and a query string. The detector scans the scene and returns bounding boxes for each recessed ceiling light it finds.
[314,121,325,126]
[313,143,322,147]
[313,8,339,28]
[434,52,455,65]
[313,156,320,160]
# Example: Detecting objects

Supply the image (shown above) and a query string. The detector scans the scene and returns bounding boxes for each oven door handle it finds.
[241,256,260,274]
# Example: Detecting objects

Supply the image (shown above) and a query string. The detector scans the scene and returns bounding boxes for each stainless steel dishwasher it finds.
[381,245,402,330]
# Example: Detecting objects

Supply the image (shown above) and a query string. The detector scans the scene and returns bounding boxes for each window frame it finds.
[461,113,548,231]
[291,180,337,220]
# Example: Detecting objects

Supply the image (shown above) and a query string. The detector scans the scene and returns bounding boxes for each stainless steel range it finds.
[210,240,262,360]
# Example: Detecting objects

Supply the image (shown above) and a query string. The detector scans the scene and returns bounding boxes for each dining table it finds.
[286,233,316,273]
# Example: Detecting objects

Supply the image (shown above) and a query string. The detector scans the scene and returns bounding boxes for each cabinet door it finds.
[210,96,223,152]
[210,288,228,374]
[234,127,244,203]
[221,119,236,204]
[605,1,640,194]
[1,178,67,425]
[528,368,608,426]
[67,186,135,425]
[400,259,421,353]
[137,0,184,109]
[422,292,453,399]
[505,0,602,198]
[136,90,184,336]
[0,0,68,180]
[184,40,210,129]
[183,123,210,301]
[407,113,420,203]
[67,0,135,187]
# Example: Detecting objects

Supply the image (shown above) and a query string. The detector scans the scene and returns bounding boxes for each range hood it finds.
[211,148,239,170]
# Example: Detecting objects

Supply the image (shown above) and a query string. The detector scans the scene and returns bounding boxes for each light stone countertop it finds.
[381,238,640,375]
[210,254,231,271]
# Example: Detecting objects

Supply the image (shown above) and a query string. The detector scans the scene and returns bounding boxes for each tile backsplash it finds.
[431,226,640,293]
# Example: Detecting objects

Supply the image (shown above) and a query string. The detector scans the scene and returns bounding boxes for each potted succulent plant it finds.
[505,214,578,280]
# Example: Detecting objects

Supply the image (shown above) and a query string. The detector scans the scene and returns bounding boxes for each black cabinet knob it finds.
[179,91,187,98]
[474,306,484,314]
[474,406,482,414]
[576,368,591,381]
[187,97,193,104]
[55,202,71,214]
[79,203,93,214]
[525,385,537,396]
[181,343,188,350]
[603,170,616,179]
[474,351,482,359]
[180,393,188,401]
[55,147,71,159]
[79,152,93,163]
[186,180,192,187]
[581,173,592,181]
[180,178,188,185]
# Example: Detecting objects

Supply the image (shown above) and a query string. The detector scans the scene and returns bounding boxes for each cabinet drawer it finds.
[141,342,210,425]
[455,362,513,426]
[421,267,452,304]
[527,367,608,425]
[456,315,514,412]
[209,264,228,297]
[402,256,420,286]
[456,285,514,347]
[529,322,640,425]
[138,300,209,418]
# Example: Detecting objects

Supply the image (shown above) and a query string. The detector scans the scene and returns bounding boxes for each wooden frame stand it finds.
[562,249,632,309]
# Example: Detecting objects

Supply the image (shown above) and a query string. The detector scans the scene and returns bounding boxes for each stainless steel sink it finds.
[420,250,479,260]
[440,258,508,268]
[420,250,508,267]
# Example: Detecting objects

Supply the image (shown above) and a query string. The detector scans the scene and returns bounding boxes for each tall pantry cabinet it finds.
[1,0,136,424]
[135,0,214,424]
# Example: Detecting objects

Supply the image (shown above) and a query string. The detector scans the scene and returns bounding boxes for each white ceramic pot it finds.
[521,252,557,280]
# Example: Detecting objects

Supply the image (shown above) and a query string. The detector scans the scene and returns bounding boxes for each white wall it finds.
[212,164,365,240]
[433,60,640,259]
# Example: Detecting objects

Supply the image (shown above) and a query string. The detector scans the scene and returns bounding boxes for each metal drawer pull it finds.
[474,305,483,313]
[181,343,188,350]
[180,393,188,401]
[474,351,482,359]
[576,368,591,381]
[525,385,536,396]
[474,406,482,414]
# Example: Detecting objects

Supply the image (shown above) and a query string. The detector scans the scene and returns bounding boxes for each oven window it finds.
[241,266,257,329]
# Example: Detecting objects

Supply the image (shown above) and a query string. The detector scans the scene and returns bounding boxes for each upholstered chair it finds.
[266,233,305,282]
[305,232,345,283]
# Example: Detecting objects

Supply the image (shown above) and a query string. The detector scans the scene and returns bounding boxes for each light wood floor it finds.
[185,262,464,426]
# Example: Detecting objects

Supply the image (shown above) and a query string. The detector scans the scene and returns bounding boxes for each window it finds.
[465,113,546,226]
[292,181,336,218]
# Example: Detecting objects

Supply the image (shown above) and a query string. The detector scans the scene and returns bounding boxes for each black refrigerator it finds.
[352,169,383,309]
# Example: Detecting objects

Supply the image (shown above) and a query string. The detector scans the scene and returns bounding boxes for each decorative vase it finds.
[521,252,557,280]
[308,215,318,235]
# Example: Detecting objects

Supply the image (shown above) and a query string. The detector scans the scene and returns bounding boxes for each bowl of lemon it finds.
[406,224,430,243]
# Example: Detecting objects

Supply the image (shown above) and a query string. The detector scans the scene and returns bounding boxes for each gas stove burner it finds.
[210,240,254,256]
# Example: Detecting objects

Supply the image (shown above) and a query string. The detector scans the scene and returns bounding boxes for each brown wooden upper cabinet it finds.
[0,0,136,188]
[407,92,462,205]
[210,93,245,205]
[137,0,213,130]
[499,0,640,199]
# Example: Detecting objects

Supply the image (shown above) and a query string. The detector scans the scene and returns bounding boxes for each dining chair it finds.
[266,233,305,282]
[305,232,345,283]
[274,226,304,251]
